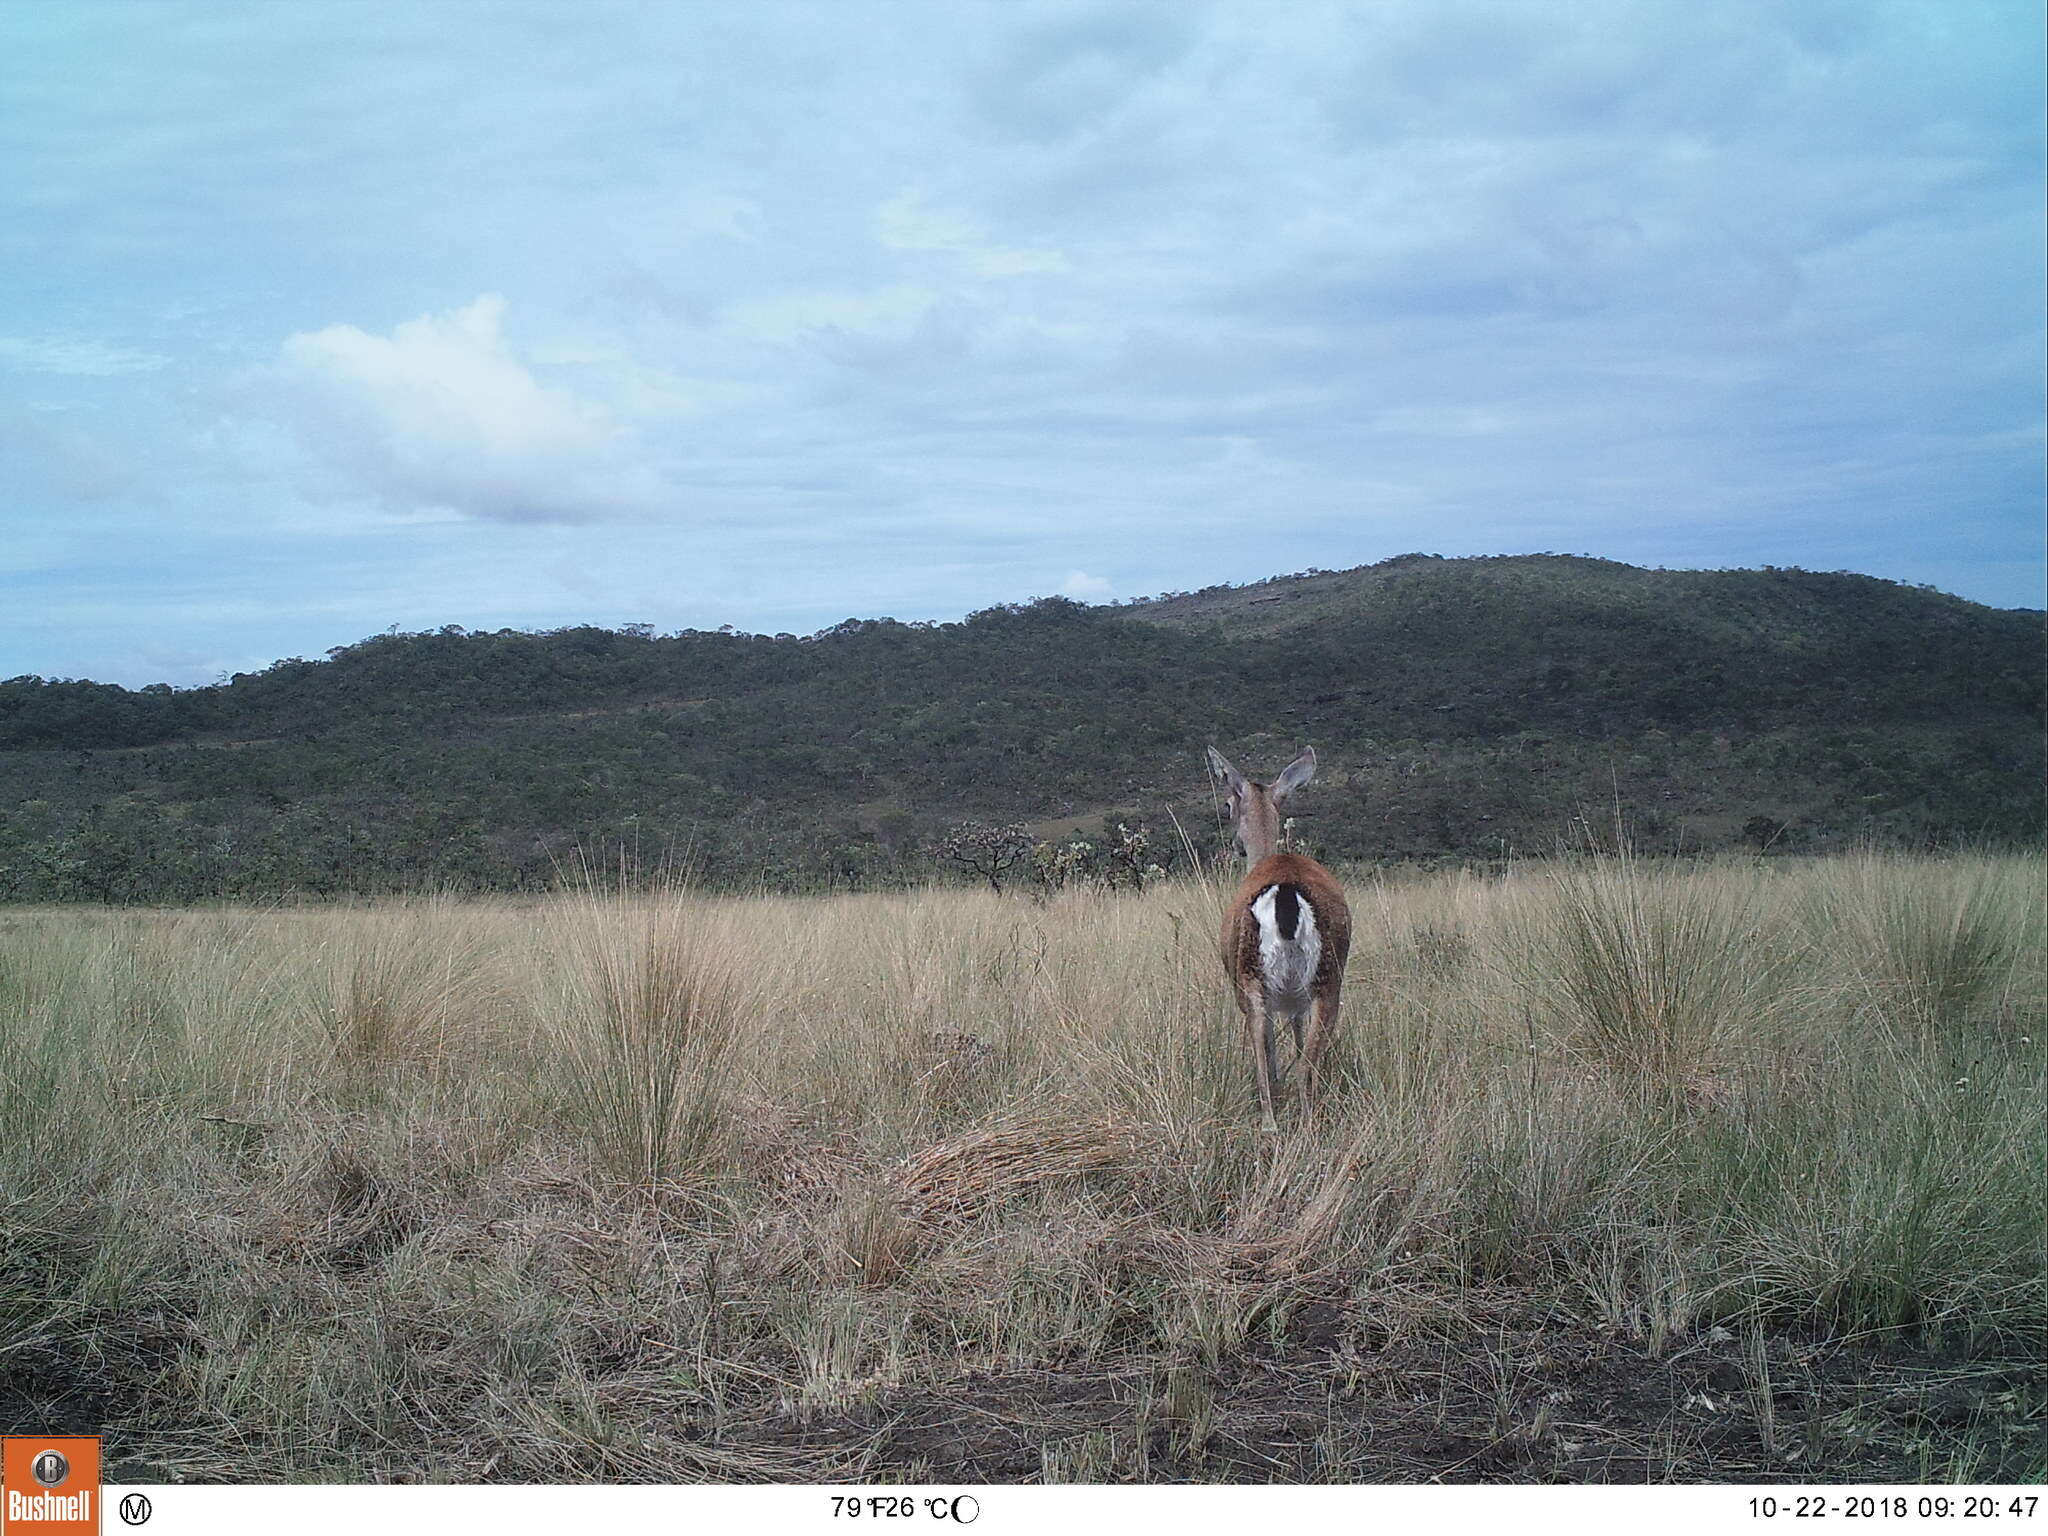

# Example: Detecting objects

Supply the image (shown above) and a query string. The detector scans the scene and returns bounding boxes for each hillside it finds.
[0,554,2039,900]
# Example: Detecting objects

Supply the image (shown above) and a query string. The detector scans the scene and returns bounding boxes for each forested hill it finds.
[1,554,2040,901]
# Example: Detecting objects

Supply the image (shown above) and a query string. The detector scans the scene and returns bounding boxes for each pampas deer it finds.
[1207,745,1351,1131]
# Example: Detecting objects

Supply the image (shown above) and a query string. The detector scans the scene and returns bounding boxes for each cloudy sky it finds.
[3,0,2041,687]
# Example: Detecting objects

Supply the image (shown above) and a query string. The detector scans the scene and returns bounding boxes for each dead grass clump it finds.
[1218,1126,1459,1286]
[891,1107,1166,1223]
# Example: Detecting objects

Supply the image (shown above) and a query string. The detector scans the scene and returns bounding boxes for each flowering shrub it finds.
[932,821,1032,892]
[1030,838,1093,896]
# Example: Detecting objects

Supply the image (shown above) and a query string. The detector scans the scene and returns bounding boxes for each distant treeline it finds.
[1,556,2039,902]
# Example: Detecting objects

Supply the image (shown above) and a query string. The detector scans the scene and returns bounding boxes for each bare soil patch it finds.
[725,1311,2045,1484]
[18,1305,2036,1485]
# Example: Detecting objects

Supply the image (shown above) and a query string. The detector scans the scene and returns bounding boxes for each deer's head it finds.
[1206,745,1317,864]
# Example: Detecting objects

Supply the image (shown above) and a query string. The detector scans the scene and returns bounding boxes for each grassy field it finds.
[1,851,2041,1483]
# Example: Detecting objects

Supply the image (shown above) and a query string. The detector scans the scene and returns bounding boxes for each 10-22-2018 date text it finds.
[1751,1496,2039,1520]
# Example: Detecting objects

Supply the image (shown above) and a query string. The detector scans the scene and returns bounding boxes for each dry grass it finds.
[891,1105,1165,1223]
[0,850,2040,1483]
[540,885,745,1192]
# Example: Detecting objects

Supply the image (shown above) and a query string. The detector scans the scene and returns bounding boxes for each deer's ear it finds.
[1270,746,1318,802]
[1206,747,1247,798]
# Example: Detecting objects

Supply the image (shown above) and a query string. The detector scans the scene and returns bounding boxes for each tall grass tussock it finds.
[0,850,2040,1483]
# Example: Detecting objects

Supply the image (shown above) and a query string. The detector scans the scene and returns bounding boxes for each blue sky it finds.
[2,0,2041,687]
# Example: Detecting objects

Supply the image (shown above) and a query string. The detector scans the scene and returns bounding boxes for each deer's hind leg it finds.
[1298,983,1342,1114]
[1240,986,1280,1134]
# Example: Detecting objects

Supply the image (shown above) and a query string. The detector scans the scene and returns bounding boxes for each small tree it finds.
[1030,838,1094,897]
[933,821,1032,893]
[1104,820,1175,888]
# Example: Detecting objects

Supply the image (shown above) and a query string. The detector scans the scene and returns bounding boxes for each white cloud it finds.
[1058,568,1114,601]
[265,295,671,523]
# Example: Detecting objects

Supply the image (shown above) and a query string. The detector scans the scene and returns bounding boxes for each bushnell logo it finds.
[3,1437,100,1534]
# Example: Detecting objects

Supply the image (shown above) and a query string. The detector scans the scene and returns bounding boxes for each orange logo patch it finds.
[2,1439,100,1536]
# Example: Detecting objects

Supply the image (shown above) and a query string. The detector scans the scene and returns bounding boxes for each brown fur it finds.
[1222,852,1353,1001]
[1207,745,1352,1130]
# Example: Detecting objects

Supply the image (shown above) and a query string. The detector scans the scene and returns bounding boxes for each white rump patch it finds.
[1251,884,1320,1015]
